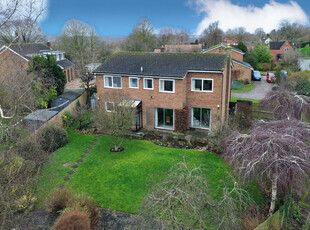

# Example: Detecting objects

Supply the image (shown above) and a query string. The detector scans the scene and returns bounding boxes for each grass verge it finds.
[230,97,261,104]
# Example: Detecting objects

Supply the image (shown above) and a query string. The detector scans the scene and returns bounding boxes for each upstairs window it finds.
[159,79,175,93]
[129,77,139,89]
[144,78,153,90]
[284,47,289,52]
[104,75,122,89]
[191,78,213,92]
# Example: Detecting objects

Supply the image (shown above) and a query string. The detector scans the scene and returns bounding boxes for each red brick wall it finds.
[96,70,229,131]
[270,41,293,59]
[232,62,252,82]
[0,48,29,82]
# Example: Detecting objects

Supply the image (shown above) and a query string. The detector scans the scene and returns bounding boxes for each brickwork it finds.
[0,48,28,82]
[269,41,294,60]
[96,62,231,131]
[232,62,252,82]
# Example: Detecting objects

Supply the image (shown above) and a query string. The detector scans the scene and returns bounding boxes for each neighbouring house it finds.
[269,41,294,60]
[0,43,75,83]
[203,44,253,82]
[224,37,238,46]
[94,50,232,132]
[85,63,101,73]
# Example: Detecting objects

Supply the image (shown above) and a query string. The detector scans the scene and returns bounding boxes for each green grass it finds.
[231,81,255,93]
[37,128,264,213]
[298,47,310,56]
[230,97,261,104]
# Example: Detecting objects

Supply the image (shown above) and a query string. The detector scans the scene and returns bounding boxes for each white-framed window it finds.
[104,75,122,89]
[144,78,153,90]
[191,78,213,92]
[284,47,289,52]
[105,102,115,112]
[159,79,175,93]
[129,77,139,89]
[191,107,211,129]
[155,108,174,130]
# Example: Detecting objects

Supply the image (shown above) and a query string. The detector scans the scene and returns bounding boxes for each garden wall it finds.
[46,91,87,127]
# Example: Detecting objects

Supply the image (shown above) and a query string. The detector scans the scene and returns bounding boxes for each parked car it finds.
[252,70,262,81]
[266,72,276,83]
[281,70,288,77]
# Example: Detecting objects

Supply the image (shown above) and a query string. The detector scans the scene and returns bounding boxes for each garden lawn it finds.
[230,97,261,104]
[231,83,255,93]
[37,129,264,214]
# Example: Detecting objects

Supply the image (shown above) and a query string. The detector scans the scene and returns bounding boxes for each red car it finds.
[266,72,276,83]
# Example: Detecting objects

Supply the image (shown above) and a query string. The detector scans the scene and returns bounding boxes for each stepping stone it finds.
[80,155,87,158]
[63,176,71,181]
[72,164,79,169]
[88,146,93,150]
[62,161,74,167]
[93,139,98,142]
[84,150,90,154]
[67,170,75,175]
[77,159,83,163]
[58,184,66,189]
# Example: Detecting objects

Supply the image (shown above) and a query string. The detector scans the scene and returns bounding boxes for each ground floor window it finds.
[191,107,211,129]
[155,108,174,130]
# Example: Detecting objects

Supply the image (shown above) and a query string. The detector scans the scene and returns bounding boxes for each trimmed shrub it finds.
[40,125,68,152]
[45,187,74,214]
[53,208,90,230]
[72,194,100,229]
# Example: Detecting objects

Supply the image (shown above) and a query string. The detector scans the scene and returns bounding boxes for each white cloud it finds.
[193,0,309,35]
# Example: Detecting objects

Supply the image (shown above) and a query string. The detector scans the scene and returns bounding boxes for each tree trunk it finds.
[268,172,278,216]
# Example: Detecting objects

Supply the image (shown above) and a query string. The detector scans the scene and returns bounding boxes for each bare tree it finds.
[158,27,190,45]
[224,119,310,216]
[200,21,223,47]
[55,19,102,76]
[93,91,135,151]
[81,71,95,105]
[0,0,46,46]
[123,18,157,52]
[138,158,254,229]
[261,87,310,120]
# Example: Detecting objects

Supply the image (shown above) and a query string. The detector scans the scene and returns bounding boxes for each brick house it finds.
[0,43,75,83]
[203,44,253,82]
[94,50,232,132]
[268,41,294,60]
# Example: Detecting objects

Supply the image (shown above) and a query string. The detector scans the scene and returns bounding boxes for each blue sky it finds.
[40,0,310,36]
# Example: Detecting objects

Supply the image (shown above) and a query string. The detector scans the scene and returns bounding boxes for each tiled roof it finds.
[269,41,286,50]
[10,43,51,57]
[94,52,227,78]
[57,59,75,69]
[232,58,253,70]
[203,44,244,55]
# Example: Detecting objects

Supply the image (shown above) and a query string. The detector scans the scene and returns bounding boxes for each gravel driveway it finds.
[231,75,273,100]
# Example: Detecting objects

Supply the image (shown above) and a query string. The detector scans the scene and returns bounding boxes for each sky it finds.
[39,0,310,37]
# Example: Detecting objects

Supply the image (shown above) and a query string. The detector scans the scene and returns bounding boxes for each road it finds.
[231,75,273,100]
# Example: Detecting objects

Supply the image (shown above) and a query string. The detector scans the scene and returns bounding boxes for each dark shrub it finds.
[40,125,68,152]
[53,208,90,230]
[73,194,100,229]
[16,137,46,165]
[45,187,74,214]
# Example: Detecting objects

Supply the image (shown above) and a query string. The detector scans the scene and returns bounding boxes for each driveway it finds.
[231,75,273,100]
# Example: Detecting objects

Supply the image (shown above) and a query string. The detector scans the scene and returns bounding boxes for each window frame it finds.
[143,78,154,90]
[129,77,139,89]
[104,75,122,89]
[159,79,175,93]
[154,107,174,130]
[190,107,212,130]
[284,47,289,52]
[191,78,213,92]
[105,101,115,112]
